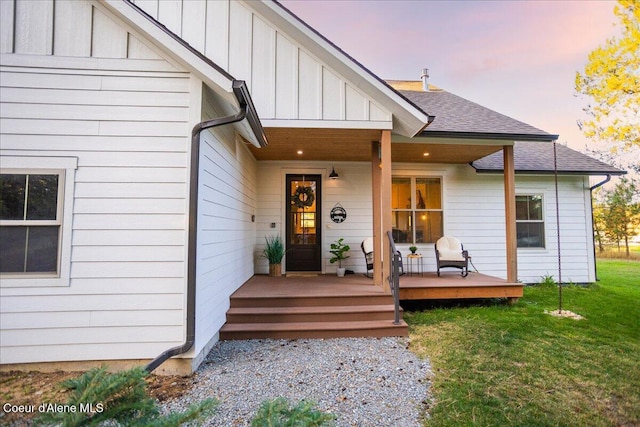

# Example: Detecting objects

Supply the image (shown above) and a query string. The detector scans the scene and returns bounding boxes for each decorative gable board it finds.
[130,0,392,125]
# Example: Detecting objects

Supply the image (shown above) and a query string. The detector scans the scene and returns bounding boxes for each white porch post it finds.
[371,141,383,287]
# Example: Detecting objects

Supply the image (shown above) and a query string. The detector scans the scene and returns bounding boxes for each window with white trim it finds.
[391,177,443,244]
[1,172,63,274]
[516,194,545,248]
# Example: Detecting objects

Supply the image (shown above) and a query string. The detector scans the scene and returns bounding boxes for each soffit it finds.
[249,128,502,163]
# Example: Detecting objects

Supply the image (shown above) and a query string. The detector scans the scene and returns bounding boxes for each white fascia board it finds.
[246,0,430,137]
[100,0,235,103]
[261,119,392,130]
[392,135,515,146]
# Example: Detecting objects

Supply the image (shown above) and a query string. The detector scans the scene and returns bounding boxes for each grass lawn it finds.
[405,259,640,427]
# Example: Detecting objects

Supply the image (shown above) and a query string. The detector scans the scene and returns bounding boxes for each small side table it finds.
[406,253,424,276]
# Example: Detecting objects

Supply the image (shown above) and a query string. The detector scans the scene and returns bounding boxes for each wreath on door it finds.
[291,186,315,208]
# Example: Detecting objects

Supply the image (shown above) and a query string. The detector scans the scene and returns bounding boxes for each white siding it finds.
[256,162,373,275]
[0,19,193,362]
[130,0,392,125]
[255,162,596,283]
[192,90,258,357]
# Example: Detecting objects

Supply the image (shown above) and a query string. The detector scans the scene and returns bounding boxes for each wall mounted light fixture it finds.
[329,166,339,180]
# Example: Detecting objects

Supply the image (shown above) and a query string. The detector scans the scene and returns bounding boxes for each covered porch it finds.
[219,272,522,340]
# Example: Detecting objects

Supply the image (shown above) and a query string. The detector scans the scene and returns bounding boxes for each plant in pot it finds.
[409,245,418,255]
[330,238,350,277]
[263,235,286,276]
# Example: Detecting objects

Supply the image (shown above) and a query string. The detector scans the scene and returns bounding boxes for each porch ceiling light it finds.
[329,166,339,180]
[423,152,430,157]
[297,150,303,155]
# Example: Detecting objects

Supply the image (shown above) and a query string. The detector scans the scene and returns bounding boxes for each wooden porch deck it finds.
[219,272,522,340]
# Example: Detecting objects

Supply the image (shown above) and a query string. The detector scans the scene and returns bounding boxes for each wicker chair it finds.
[361,237,404,278]
[435,236,469,277]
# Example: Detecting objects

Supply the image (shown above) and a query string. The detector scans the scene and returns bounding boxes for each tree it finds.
[575,0,640,154]
[599,177,640,256]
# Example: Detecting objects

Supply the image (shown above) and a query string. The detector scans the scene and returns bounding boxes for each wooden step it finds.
[220,320,409,340]
[228,293,394,308]
[225,304,400,323]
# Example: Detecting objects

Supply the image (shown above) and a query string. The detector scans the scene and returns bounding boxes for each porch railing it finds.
[386,230,401,325]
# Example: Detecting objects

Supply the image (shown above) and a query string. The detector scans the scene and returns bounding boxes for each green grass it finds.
[405,259,640,427]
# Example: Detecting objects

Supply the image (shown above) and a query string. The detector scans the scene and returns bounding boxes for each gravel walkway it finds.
[163,337,432,426]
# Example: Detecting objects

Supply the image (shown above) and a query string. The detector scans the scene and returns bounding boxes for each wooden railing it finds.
[386,231,401,325]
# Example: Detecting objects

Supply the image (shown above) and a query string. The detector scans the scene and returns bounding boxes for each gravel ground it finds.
[162,337,432,426]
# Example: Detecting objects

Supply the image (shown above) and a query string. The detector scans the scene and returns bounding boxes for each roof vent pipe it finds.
[421,68,429,91]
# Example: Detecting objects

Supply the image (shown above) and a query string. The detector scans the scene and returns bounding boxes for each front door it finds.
[286,174,322,272]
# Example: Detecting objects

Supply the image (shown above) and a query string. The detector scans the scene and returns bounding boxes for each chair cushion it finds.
[436,237,465,261]
[362,237,374,254]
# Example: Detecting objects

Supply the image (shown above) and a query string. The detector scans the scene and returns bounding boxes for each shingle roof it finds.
[387,80,557,141]
[471,141,626,175]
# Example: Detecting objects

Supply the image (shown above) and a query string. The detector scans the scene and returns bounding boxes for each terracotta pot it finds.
[269,263,282,277]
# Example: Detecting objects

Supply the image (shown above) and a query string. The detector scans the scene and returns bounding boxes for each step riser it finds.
[220,326,408,341]
[229,295,393,308]
[226,311,397,323]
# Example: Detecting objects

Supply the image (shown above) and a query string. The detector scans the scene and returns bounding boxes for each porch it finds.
[219,272,522,340]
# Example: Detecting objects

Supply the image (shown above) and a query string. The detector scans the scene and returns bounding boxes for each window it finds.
[391,177,443,244]
[1,173,63,274]
[516,194,545,248]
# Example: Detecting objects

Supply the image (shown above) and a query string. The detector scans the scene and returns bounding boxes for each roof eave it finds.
[471,167,627,176]
[421,131,559,142]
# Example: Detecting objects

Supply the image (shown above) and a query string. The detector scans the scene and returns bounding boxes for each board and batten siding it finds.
[192,90,258,358]
[0,0,198,364]
[130,0,391,126]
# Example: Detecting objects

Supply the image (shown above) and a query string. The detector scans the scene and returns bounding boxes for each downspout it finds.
[588,174,611,282]
[145,80,262,373]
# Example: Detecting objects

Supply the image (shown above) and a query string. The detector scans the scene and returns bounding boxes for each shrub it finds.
[251,397,335,427]
[34,366,216,427]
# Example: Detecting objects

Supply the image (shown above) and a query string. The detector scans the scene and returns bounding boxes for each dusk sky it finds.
[279,0,619,154]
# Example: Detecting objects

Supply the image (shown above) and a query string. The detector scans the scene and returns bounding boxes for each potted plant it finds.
[263,235,286,276]
[329,238,350,277]
[409,245,418,254]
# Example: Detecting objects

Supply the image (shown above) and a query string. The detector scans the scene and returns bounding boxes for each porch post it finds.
[504,145,518,283]
[380,130,392,292]
[371,141,383,287]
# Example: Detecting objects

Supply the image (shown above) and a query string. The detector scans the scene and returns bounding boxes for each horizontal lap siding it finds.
[256,162,372,275]
[193,94,258,357]
[0,57,192,364]
[390,165,594,283]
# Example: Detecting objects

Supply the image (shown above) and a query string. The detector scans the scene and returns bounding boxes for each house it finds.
[0,0,624,375]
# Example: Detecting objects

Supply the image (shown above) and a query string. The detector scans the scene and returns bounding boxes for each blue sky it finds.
[279,0,618,153]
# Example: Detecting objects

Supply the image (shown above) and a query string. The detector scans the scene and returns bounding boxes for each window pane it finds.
[0,226,27,272]
[392,211,412,243]
[416,211,443,243]
[417,178,441,209]
[392,178,411,209]
[528,195,543,221]
[0,174,27,220]
[27,175,59,220]
[26,226,59,272]
[517,222,545,248]
[516,195,529,220]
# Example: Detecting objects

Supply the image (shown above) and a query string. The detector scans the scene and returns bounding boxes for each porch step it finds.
[227,294,394,308]
[220,277,408,340]
[220,320,408,340]
[225,304,399,323]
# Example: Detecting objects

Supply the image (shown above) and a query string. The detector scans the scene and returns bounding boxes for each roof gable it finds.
[126,0,430,136]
